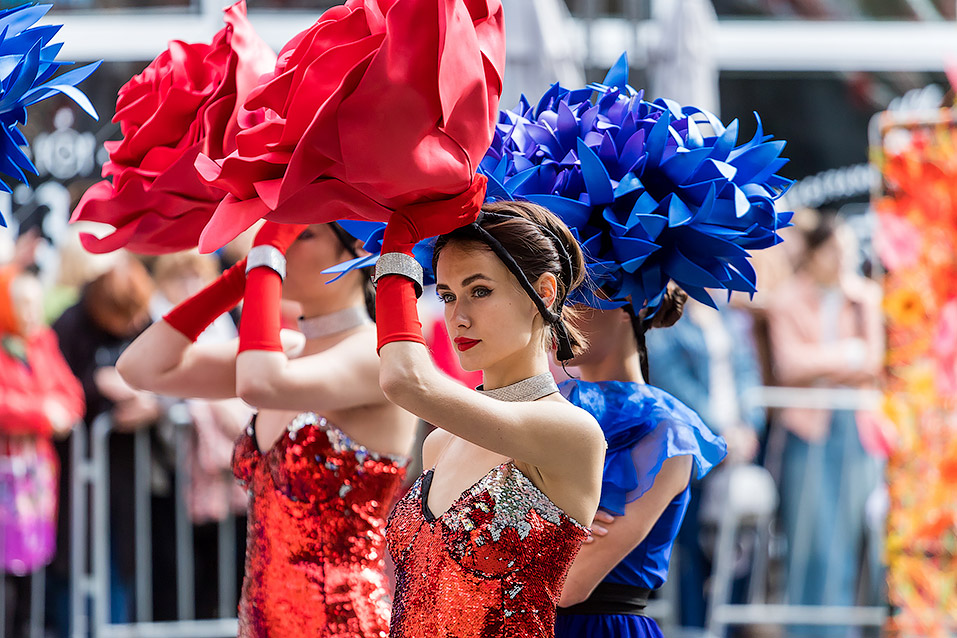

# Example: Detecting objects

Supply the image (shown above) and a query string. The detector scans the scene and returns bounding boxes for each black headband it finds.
[452,211,576,362]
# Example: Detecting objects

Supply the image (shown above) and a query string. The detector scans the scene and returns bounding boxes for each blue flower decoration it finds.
[0,3,100,226]
[323,54,791,309]
[479,53,793,311]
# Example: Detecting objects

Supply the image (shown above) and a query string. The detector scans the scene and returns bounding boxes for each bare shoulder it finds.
[421,428,453,470]
[544,394,606,452]
[337,325,380,356]
[316,326,381,374]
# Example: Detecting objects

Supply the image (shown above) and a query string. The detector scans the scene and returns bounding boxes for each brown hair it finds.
[638,283,688,330]
[628,282,688,380]
[84,255,154,327]
[432,199,588,357]
[797,213,838,270]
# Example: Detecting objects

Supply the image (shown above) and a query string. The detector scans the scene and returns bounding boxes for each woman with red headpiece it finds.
[85,0,506,633]
[373,185,607,637]
[117,221,417,637]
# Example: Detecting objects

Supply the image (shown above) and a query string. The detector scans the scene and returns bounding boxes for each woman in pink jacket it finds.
[767,216,884,638]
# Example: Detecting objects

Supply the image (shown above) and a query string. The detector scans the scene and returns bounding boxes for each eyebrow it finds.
[435,273,492,291]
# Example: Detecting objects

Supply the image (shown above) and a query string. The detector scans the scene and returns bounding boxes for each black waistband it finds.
[556,582,652,617]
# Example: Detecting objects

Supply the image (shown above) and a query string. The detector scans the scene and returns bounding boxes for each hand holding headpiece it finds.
[196,0,506,253]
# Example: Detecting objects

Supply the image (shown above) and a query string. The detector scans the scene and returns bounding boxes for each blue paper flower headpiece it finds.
[0,3,101,226]
[480,53,793,311]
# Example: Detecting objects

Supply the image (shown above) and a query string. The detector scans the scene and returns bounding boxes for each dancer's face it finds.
[435,242,553,373]
[284,224,364,308]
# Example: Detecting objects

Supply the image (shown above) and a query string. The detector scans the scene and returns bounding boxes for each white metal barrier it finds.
[69,410,241,638]
[705,386,888,637]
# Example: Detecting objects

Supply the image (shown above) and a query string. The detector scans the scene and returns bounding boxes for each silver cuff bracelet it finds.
[374,252,424,296]
[246,245,287,281]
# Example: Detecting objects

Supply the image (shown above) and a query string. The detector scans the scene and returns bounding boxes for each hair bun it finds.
[648,284,687,329]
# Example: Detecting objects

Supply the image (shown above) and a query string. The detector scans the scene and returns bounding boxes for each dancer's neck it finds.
[577,351,644,385]
[298,304,370,342]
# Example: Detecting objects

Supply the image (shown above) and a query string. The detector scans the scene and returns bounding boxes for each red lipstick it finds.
[453,337,481,352]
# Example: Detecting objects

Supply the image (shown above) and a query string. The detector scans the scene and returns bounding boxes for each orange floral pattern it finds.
[874,115,957,637]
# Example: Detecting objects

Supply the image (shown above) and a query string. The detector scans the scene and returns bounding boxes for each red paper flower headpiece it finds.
[72,1,275,254]
[195,0,505,253]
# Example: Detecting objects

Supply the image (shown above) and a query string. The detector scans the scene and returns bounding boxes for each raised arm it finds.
[117,259,248,399]
[236,333,386,412]
[373,180,604,479]
[232,222,386,413]
[379,341,601,472]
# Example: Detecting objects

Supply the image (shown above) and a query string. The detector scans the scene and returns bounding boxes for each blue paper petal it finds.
[0,3,100,224]
[320,221,439,287]
[602,53,629,91]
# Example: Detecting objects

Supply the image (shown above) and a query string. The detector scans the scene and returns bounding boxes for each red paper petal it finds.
[71,0,276,254]
[197,0,506,251]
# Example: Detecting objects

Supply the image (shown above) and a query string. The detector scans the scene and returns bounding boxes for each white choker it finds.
[298,306,371,340]
[477,372,558,402]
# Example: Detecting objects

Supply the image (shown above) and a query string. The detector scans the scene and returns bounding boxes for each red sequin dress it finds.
[386,461,589,637]
[232,412,409,638]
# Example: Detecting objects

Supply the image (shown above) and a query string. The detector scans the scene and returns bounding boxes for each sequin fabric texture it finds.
[232,412,409,638]
[386,461,589,637]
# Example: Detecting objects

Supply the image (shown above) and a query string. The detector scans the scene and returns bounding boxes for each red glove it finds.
[380,174,488,255]
[238,222,309,354]
[376,176,487,353]
[164,258,247,341]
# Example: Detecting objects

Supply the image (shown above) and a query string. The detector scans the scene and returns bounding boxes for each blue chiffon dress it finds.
[555,380,728,638]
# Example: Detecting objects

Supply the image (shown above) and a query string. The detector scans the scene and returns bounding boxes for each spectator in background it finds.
[44,224,120,325]
[0,265,84,638]
[150,251,252,619]
[766,215,883,638]
[49,254,157,631]
[646,298,765,630]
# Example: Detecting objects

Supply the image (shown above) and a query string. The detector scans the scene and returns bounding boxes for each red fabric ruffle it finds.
[71,1,276,254]
[196,0,505,253]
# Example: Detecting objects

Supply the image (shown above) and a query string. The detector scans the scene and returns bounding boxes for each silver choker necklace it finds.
[298,306,371,340]
[477,372,559,402]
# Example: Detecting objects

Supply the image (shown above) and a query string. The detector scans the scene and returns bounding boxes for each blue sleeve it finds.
[619,394,728,509]
[560,380,727,516]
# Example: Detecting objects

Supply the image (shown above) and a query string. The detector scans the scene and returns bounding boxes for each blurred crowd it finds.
[0,207,888,638]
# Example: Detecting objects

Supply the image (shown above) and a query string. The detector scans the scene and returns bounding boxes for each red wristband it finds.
[238,267,284,353]
[164,260,246,342]
[375,275,427,353]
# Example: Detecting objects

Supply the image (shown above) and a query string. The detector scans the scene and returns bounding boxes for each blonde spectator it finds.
[46,224,120,324]
[150,251,251,618]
